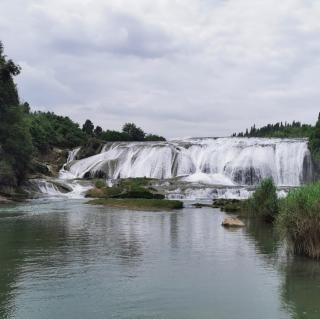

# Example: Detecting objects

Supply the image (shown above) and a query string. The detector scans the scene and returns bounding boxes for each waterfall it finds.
[63,138,312,187]
[31,147,89,198]
[59,147,81,180]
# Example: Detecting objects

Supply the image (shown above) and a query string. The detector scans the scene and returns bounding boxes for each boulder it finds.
[222,217,245,227]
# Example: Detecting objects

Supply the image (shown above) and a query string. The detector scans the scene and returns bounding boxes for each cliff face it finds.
[28,148,68,179]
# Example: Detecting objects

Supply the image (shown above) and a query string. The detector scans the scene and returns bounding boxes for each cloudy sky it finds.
[0,0,320,137]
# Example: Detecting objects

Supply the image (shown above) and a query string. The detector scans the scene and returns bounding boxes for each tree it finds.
[82,119,94,136]
[0,42,32,186]
[122,123,145,141]
[94,126,103,137]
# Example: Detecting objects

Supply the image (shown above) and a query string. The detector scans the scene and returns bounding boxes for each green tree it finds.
[94,126,103,137]
[82,119,94,136]
[0,42,32,187]
[122,123,145,141]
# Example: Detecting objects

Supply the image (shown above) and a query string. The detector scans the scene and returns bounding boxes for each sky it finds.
[0,0,320,138]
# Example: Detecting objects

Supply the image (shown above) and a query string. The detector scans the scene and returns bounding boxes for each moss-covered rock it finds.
[86,178,165,200]
[87,198,183,210]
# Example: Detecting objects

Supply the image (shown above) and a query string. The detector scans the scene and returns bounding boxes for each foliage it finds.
[212,199,243,212]
[0,42,33,187]
[116,177,154,190]
[309,113,320,162]
[233,121,314,138]
[94,180,106,189]
[122,123,145,141]
[276,182,320,259]
[244,178,279,222]
[99,130,130,142]
[94,126,103,137]
[28,112,87,152]
[82,119,94,136]
[87,198,183,210]
[145,134,166,141]
[85,186,124,198]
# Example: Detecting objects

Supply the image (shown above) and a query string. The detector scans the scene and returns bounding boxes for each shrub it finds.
[276,182,320,259]
[245,178,279,222]
[95,180,106,189]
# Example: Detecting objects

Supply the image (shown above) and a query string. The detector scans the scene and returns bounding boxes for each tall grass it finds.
[276,182,320,259]
[245,178,279,222]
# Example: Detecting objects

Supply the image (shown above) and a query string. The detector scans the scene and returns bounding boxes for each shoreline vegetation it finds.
[218,178,320,260]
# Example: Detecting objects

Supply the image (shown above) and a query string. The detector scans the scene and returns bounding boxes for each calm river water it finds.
[0,199,319,319]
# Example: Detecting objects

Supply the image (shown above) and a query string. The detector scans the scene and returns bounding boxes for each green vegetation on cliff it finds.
[0,43,32,188]
[28,112,87,153]
[309,113,320,164]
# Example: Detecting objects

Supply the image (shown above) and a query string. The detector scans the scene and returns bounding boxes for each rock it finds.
[222,217,245,227]
[192,203,214,208]
[0,195,12,204]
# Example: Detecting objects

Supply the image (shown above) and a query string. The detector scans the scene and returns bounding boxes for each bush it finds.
[95,180,106,189]
[276,182,320,259]
[28,112,87,152]
[245,178,279,222]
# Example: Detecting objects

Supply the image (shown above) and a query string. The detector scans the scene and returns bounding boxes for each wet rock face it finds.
[231,167,262,185]
[76,139,104,160]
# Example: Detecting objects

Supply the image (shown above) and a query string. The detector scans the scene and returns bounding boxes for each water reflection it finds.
[280,258,320,319]
[245,218,280,256]
[244,217,320,319]
[0,201,320,319]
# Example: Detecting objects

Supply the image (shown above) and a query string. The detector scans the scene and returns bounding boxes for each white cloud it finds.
[0,0,319,137]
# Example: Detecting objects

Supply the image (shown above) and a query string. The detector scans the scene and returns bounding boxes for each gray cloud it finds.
[0,0,319,138]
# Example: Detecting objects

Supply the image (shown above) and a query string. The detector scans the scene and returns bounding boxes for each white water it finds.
[166,186,288,201]
[34,147,89,198]
[59,147,81,180]
[34,179,91,199]
[63,138,312,187]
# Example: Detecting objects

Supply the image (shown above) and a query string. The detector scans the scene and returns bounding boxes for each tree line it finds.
[233,121,314,138]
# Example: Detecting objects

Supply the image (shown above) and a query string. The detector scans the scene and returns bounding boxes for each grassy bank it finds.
[242,178,320,259]
[87,198,183,210]
[277,182,320,259]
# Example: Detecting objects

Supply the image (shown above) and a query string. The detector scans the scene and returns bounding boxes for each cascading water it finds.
[32,147,90,198]
[63,138,312,187]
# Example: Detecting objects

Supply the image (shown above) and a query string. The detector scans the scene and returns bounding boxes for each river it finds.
[0,198,319,319]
